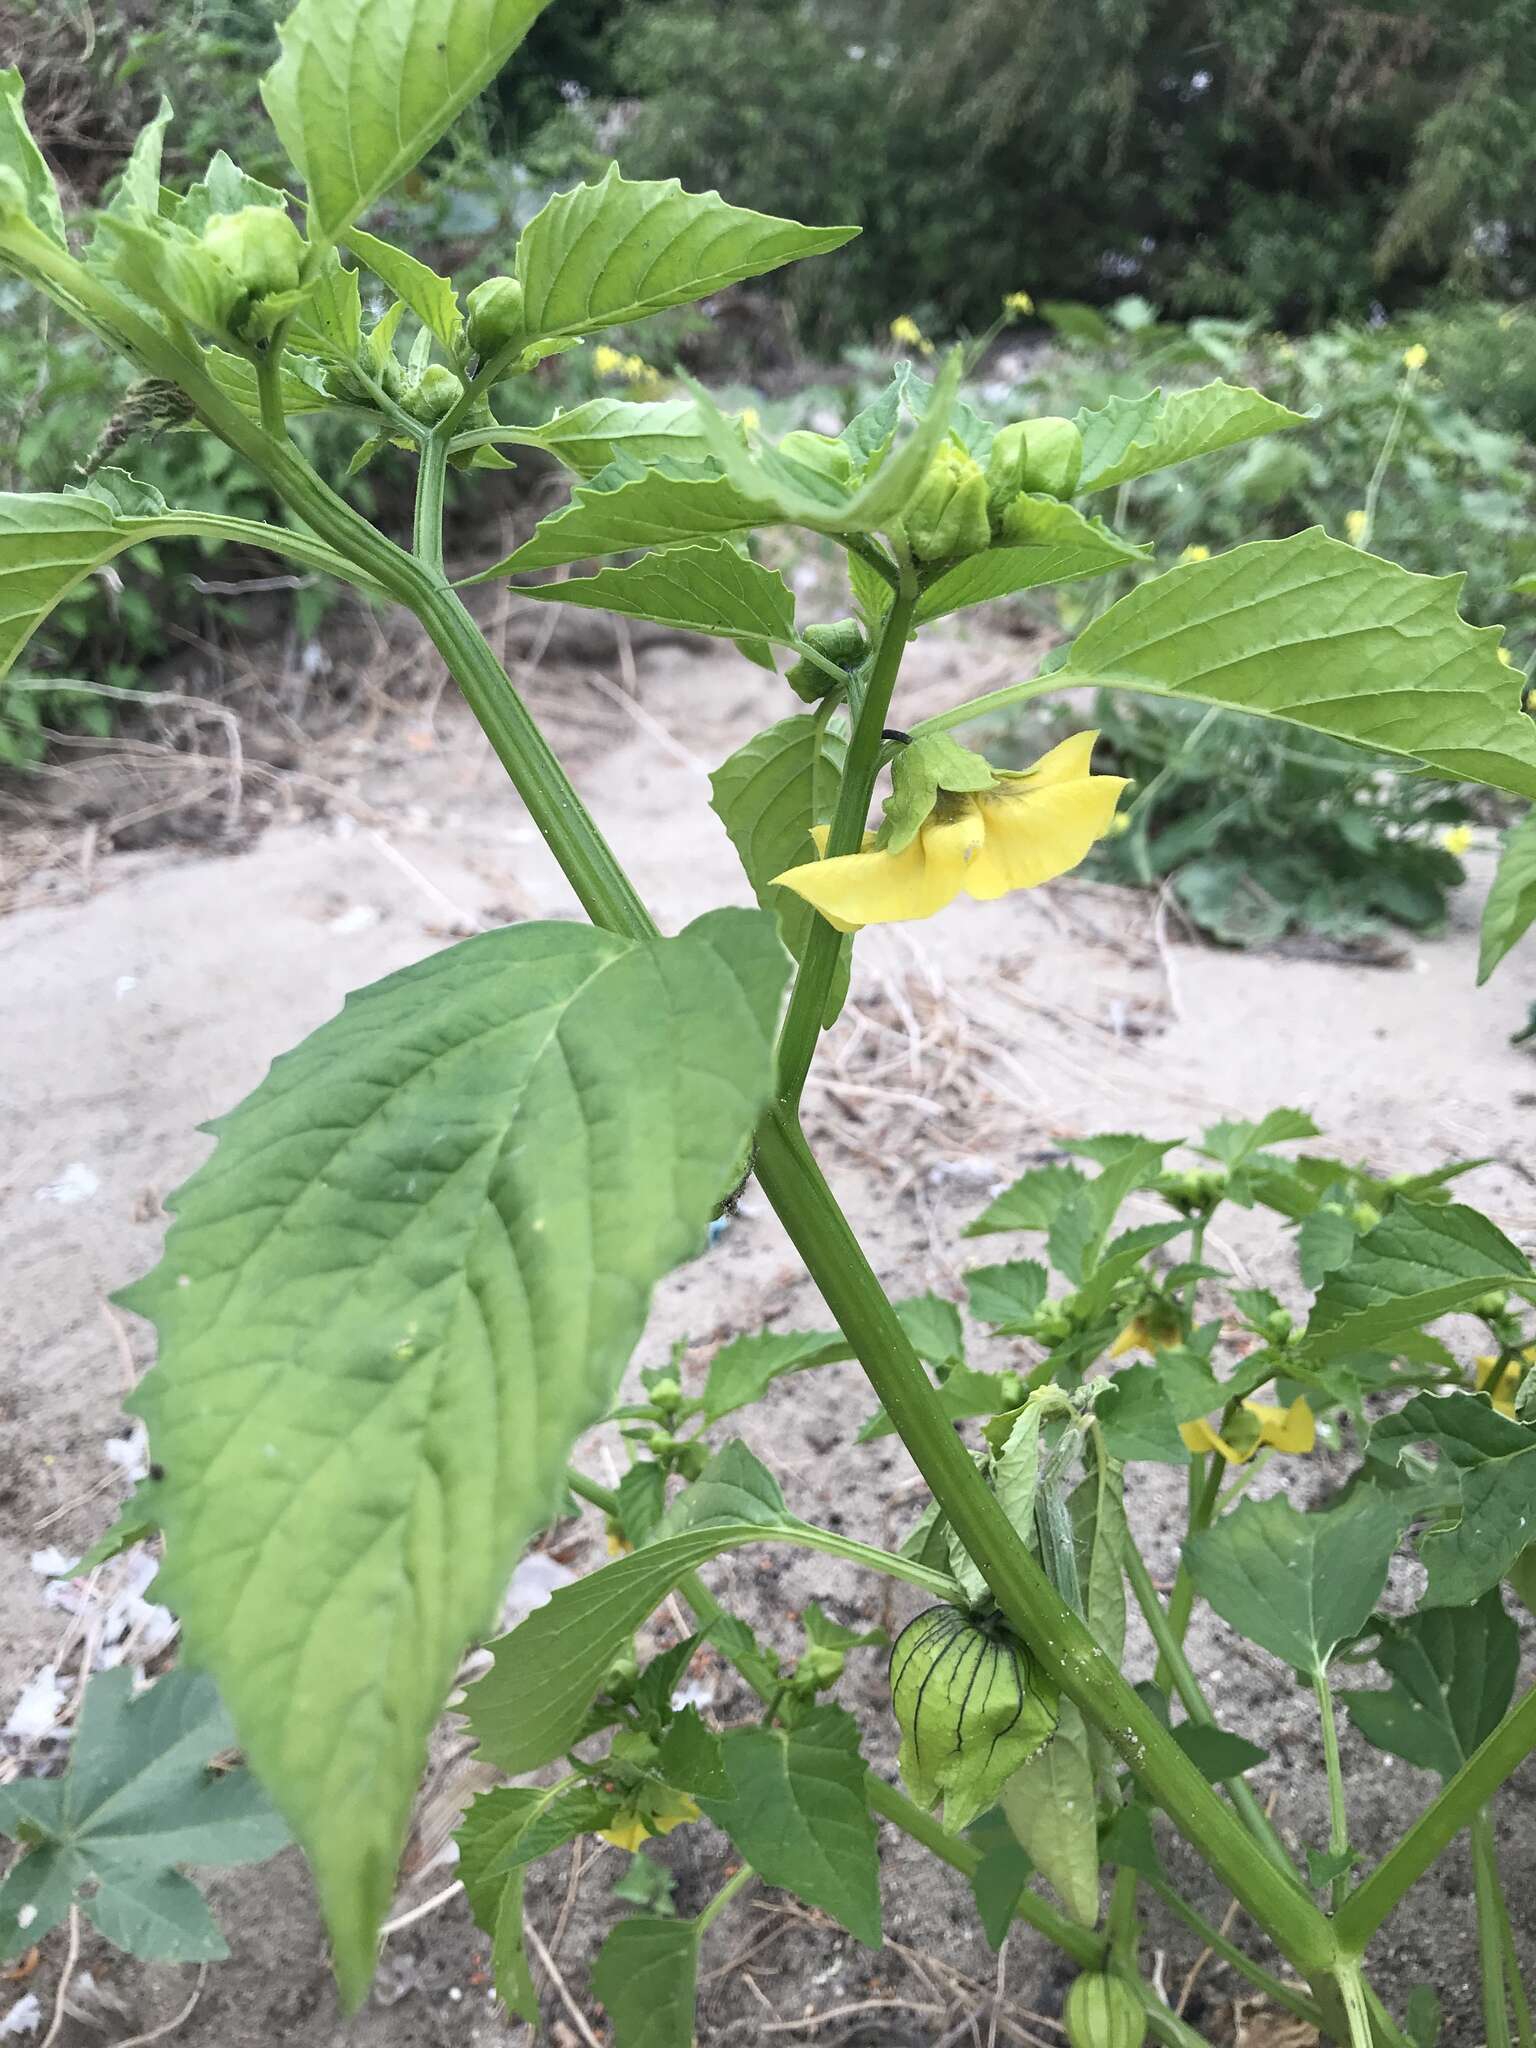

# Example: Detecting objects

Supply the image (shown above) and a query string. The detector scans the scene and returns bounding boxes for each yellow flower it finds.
[771,732,1127,932]
[1402,343,1428,372]
[739,405,761,434]
[1440,823,1473,857]
[592,344,626,377]
[1498,646,1515,668]
[1178,544,1210,564]
[1475,1348,1533,1419]
[1107,1312,1180,1360]
[1004,291,1035,316]
[890,314,935,355]
[598,1790,701,1852]
[1180,1397,1316,1465]
[1345,509,1368,545]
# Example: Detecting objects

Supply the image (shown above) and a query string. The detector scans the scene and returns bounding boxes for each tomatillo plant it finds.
[1,5,1534,2044]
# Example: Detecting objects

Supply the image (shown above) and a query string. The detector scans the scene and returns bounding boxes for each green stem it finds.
[773,577,918,1111]
[1334,1960,1377,2048]
[696,1861,754,1935]
[1155,1442,1225,1695]
[1122,1540,1294,1875]
[256,351,287,439]
[1356,366,1418,554]
[1336,1685,1536,1954]
[910,672,1059,739]
[1472,1809,1520,2048]
[751,1108,1339,1987]
[413,432,449,575]
[1144,1875,1320,2025]
[1313,1669,1352,1913]
[1107,1865,1140,1968]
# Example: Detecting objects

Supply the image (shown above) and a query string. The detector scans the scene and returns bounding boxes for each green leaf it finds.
[517,165,853,341]
[1406,1985,1443,2048]
[878,734,996,853]
[1000,1706,1099,1924]
[1170,1723,1269,1782]
[1096,1366,1191,1465]
[593,1916,700,2048]
[965,1260,1049,1332]
[1478,808,1536,983]
[485,459,763,574]
[993,1406,1044,1535]
[1339,1589,1519,1781]
[344,226,463,353]
[1198,1108,1320,1167]
[261,0,551,243]
[699,1705,882,1945]
[0,70,66,247]
[533,396,720,478]
[1297,1206,1359,1292]
[1186,1492,1407,1676]
[456,1791,541,2021]
[963,1163,1090,1237]
[611,1849,678,1916]
[1069,1456,1127,1666]
[0,1669,287,1963]
[120,909,786,2003]
[1075,382,1307,495]
[968,1826,1034,1950]
[1059,531,1536,801]
[510,541,798,670]
[1306,1201,1536,1359]
[701,1327,851,1425]
[897,1293,966,1366]
[914,498,1150,625]
[1368,1392,1536,1607]
[616,1462,667,1548]
[1099,1801,1163,1882]
[657,1440,790,1534]
[110,99,175,219]
[710,714,850,1020]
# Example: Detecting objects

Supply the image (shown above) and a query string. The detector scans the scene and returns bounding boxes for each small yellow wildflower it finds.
[1498,646,1515,667]
[592,343,626,377]
[739,405,761,434]
[889,313,934,355]
[1107,1311,1181,1360]
[598,1789,701,1852]
[1180,1397,1316,1465]
[1178,544,1211,564]
[1474,1347,1534,1419]
[771,732,1126,932]
[1402,343,1428,372]
[1004,291,1035,316]
[1440,823,1473,857]
[1345,509,1369,545]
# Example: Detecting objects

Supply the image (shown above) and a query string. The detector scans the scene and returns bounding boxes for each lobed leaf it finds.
[515,165,855,342]
[1340,1590,1519,1781]
[1368,1392,1536,1607]
[1075,381,1308,495]
[121,910,787,2002]
[1059,530,1536,800]
[1306,1200,1536,1359]
[700,1326,851,1426]
[262,0,552,243]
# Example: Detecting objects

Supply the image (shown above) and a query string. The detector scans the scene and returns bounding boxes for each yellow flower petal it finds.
[964,736,1127,900]
[1402,343,1428,372]
[648,1793,701,1838]
[774,798,982,930]
[1440,824,1472,856]
[599,1815,651,1852]
[1252,1397,1315,1455]
[1108,1314,1177,1360]
[1476,1354,1521,1418]
[1179,1417,1231,1459]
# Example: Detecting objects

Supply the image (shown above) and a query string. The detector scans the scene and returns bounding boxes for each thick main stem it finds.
[1313,1669,1352,1912]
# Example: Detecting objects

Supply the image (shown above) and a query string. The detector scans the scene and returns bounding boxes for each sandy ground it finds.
[2,621,1534,2047]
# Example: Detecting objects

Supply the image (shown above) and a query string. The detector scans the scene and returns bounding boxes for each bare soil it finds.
[1,620,1533,2047]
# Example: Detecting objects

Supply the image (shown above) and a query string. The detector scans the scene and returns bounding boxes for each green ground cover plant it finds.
[1,3,1535,2043]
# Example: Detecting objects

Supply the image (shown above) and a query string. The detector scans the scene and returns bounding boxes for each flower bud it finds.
[409,364,466,423]
[889,1605,1057,1831]
[1017,417,1083,499]
[202,207,305,299]
[648,1375,684,1414]
[1350,1201,1382,1234]
[1064,1973,1148,2048]
[905,442,991,563]
[984,423,1030,529]
[793,1644,847,1692]
[786,617,868,704]
[465,276,525,357]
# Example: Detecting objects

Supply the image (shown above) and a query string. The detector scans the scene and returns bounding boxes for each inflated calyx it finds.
[786,617,868,704]
[201,207,305,300]
[465,276,525,357]
[1063,1972,1148,2048]
[889,1604,1057,1831]
[903,440,991,562]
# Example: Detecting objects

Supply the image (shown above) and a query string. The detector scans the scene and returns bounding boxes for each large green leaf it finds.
[0,69,65,248]
[1478,808,1536,983]
[710,714,850,1021]
[516,165,855,342]
[488,460,771,574]
[1057,531,1536,800]
[593,1916,701,2048]
[1305,1201,1536,1359]
[1000,1707,1100,1923]
[344,226,463,353]
[261,0,552,242]
[120,910,787,2004]
[0,1670,287,1963]
[0,482,376,682]
[914,499,1149,624]
[532,396,719,478]
[1185,1492,1407,1677]
[699,1705,882,1945]
[1368,1392,1536,1607]
[1075,382,1308,495]
[456,1791,540,2022]
[510,541,798,670]
[1339,1590,1519,1781]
